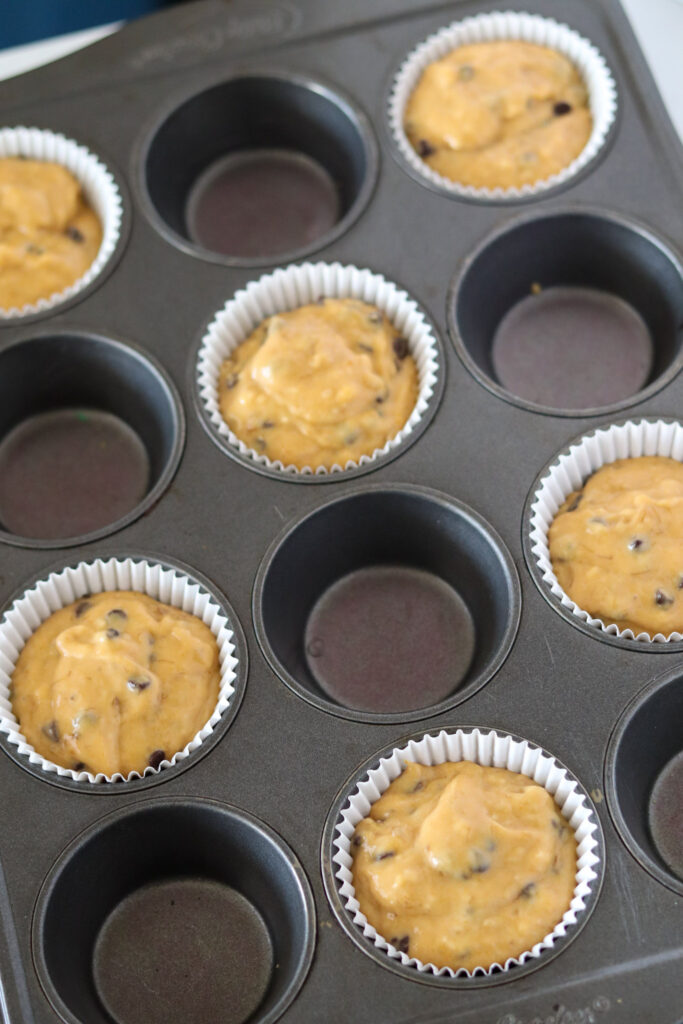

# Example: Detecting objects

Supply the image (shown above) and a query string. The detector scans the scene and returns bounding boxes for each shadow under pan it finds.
[0,408,149,540]
[304,566,475,714]
[93,878,273,1024]
[186,148,341,259]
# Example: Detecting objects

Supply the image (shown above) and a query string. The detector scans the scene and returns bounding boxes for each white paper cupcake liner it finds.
[0,126,123,318]
[331,727,602,979]
[529,418,683,643]
[389,11,618,200]
[0,557,239,783]
[197,261,441,476]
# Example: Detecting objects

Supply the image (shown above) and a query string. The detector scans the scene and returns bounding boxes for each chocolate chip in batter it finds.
[358,342,374,354]
[106,627,121,638]
[655,589,674,607]
[148,749,166,770]
[127,677,152,692]
[225,373,239,389]
[107,608,127,623]
[417,139,436,157]
[457,65,475,82]
[470,850,490,874]
[351,834,362,848]
[42,720,60,743]
[553,101,572,116]
[375,850,396,861]
[393,337,409,361]
[411,780,424,793]
[65,225,85,243]
[628,537,646,551]
[262,419,275,429]
[392,935,410,955]
[518,882,536,899]
[73,761,86,772]
[74,599,92,618]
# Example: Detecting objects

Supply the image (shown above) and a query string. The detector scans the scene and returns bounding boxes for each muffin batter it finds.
[219,298,418,469]
[0,157,102,311]
[352,761,577,971]
[549,456,683,636]
[10,591,220,776]
[404,41,592,189]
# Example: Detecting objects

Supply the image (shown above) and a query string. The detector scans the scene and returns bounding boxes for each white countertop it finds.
[0,2,680,141]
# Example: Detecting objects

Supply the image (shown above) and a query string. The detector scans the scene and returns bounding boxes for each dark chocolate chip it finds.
[567,492,583,512]
[106,627,120,638]
[358,342,374,354]
[262,419,275,429]
[376,851,396,861]
[352,834,362,848]
[411,780,424,793]
[148,749,166,770]
[518,882,536,899]
[74,599,92,618]
[457,65,475,82]
[65,225,85,243]
[417,138,435,157]
[225,373,239,389]
[73,761,86,772]
[393,337,409,360]
[127,677,151,692]
[628,537,645,551]
[655,589,674,606]
[42,720,60,743]
[470,850,490,873]
[396,935,410,955]
[107,608,127,621]
[553,101,572,116]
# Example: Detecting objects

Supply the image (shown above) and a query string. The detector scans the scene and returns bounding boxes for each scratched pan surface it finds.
[0,0,682,1022]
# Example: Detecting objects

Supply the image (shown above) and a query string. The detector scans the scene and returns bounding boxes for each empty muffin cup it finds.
[141,72,377,264]
[606,667,683,895]
[449,210,683,415]
[322,727,603,984]
[253,484,520,721]
[525,417,683,646]
[0,332,184,547]
[388,11,617,201]
[0,555,245,786]
[195,262,443,479]
[0,126,124,319]
[32,798,315,1024]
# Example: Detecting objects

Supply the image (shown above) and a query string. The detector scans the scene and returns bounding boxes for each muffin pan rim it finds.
[0,327,186,550]
[446,203,683,417]
[522,414,683,650]
[252,481,522,722]
[0,550,249,793]
[0,125,132,324]
[604,665,683,896]
[133,66,380,268]
[30,795,317,1024]
[320,724,605,988]
[190,260,447,483]
[383,9,619,204]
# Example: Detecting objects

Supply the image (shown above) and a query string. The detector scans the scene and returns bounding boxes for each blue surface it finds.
[0,0,176,48]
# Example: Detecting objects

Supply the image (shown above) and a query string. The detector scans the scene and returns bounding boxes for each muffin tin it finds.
[0,0,681,1021]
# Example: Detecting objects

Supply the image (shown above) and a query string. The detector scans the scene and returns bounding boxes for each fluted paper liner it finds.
[389,11,617,200]
[0,126,123,318]
[0,557,239,782]
[332,727,601,978]
[197,261,441,476]
[529,418,683,643]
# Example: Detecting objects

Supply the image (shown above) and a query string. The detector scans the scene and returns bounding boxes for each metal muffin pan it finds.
[0,0,681,1021]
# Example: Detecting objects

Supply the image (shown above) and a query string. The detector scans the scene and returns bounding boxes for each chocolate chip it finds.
[107,608,127,622]
[65,225,85,243]
[553,101,572,116]
[74,599,92,618]
[127,677,151,692]
[262,419,275,428]
[344,431,360,445]
[42,720,60,743]
[352,834,362,847]
[106,627,120,638]
[417,138,435,157]
[393,337,409,360]
[457,65,475,82]
[394,935,410,955]
[655,589,674,606]
[518,882,536,899]
[73,761,86,772]
[358,342,374,354]
[566,492,583,512]
[376,851,396,861]
[470,849,490,873]
[148,749,166,770]
[225,373,239,389]
[628,537,645,551]
[411,780,424,793]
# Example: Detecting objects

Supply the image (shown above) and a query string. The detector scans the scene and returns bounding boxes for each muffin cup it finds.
[0,555,243,784]
[526,417,683,644]
[195,261,442,478]
[324,727,603,982]
[388,11,618,201]
[0,126,123,319]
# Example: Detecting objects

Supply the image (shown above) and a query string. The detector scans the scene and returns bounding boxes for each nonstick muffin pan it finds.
[0,0,681,1021]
